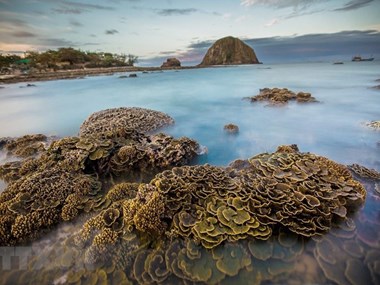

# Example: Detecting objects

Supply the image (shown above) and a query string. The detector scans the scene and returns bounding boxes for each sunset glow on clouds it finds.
[0,0,379,65]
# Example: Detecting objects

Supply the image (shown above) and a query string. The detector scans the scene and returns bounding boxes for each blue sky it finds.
[0,0,379,65]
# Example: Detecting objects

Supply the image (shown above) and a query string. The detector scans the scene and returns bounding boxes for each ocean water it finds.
[0,62,379,169]
[0,62,379,285]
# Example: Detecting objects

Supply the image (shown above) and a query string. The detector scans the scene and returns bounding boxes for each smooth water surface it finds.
[0,62,379,169]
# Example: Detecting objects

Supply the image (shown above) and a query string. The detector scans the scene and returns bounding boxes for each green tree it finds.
[127,54,138,66]
[57,47,86,65]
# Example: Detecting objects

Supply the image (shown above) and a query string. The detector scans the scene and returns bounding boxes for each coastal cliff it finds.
[199,36,260,66]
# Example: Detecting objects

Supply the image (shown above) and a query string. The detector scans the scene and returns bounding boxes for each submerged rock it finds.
[200,36,260,66]
[246,88,318,105]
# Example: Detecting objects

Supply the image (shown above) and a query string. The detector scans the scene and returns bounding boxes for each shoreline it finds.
[0,65,199,84]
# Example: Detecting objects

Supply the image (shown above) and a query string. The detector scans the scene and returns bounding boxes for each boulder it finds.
[200,36,260,66]
[161,58,181,68]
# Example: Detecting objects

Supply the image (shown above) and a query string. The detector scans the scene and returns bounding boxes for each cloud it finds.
[70,19,83,27]
[52,7,82,14]
[11,31,37,37]
[156,8,198,16]
[105,29,118,35]
[265,18,279,27]
[241,0,329,9]
[62,1,114,11]
[180,30,380,64]
[38,37,77,47]
[53,0,115,14]
[334,0,374,11]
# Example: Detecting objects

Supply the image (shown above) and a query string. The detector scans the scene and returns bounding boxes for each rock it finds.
[370,85,380,90]
[19,83,36,88]
[119,75,128,79]
[161,58,181,68]
[247,88,318,105]
[129,74,137,78]
[200,36,260,66]
[223,124,239,134]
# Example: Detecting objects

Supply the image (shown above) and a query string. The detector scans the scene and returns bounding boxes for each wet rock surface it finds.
[246,88,318,106]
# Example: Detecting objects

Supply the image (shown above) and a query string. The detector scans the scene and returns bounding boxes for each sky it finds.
[0,0,380,65]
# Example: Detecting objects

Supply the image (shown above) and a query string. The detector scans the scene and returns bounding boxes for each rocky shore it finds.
[0,65,198,84]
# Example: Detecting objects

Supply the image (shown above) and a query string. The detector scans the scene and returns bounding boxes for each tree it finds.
[127,54,138,66]
[58,47,86,65]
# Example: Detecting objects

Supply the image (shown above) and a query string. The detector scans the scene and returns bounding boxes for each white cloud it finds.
[265,18,279,27]
[241,0,329,9]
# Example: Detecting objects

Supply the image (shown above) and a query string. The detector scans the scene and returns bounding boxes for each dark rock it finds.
[119,75,128,78]
[370,85,380,90]
[224,124,239,134]
[200,36,260,66]
[129,74,137,78]
[161,58,181,68]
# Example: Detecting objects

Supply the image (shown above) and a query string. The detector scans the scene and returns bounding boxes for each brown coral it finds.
[0,167,101,245]
[247,88,318,105]
[0,134,49,158]
[79,107,175,137]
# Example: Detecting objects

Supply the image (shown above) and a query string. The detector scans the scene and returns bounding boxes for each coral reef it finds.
[111,145,366,250]
[79,107,175,136]
[348,164,380,180]
[0,134,49,158]
[0,109,200,246]
[246,88,318,105]
[0,167,101,245]
[0,145,375,285]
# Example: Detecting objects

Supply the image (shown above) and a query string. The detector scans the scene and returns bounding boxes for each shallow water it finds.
[0,62,379,284]
[0,63,379,168]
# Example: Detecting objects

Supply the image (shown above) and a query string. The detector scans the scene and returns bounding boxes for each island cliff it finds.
[199,36,260,66]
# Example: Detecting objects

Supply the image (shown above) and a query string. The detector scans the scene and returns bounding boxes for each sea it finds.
[0,62,379,284]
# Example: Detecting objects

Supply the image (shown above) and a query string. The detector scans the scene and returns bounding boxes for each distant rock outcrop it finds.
[200,36,260,66]
[161,58,181,68]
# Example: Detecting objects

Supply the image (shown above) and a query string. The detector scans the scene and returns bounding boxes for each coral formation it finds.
[0,134,49,158]
[246,88,318,105]
[223,123,239,134]
[0,167,101,245]
[116,145,366,248]
[366,120,380,130]
[79,107,175,136]
[348,164,380,180]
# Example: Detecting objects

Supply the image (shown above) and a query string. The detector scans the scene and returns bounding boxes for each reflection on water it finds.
[0,62,379,284]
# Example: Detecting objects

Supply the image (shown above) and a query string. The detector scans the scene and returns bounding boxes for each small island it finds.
[199,36,260,66]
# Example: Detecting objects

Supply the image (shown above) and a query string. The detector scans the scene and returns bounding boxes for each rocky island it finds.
[199,36,260,66]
